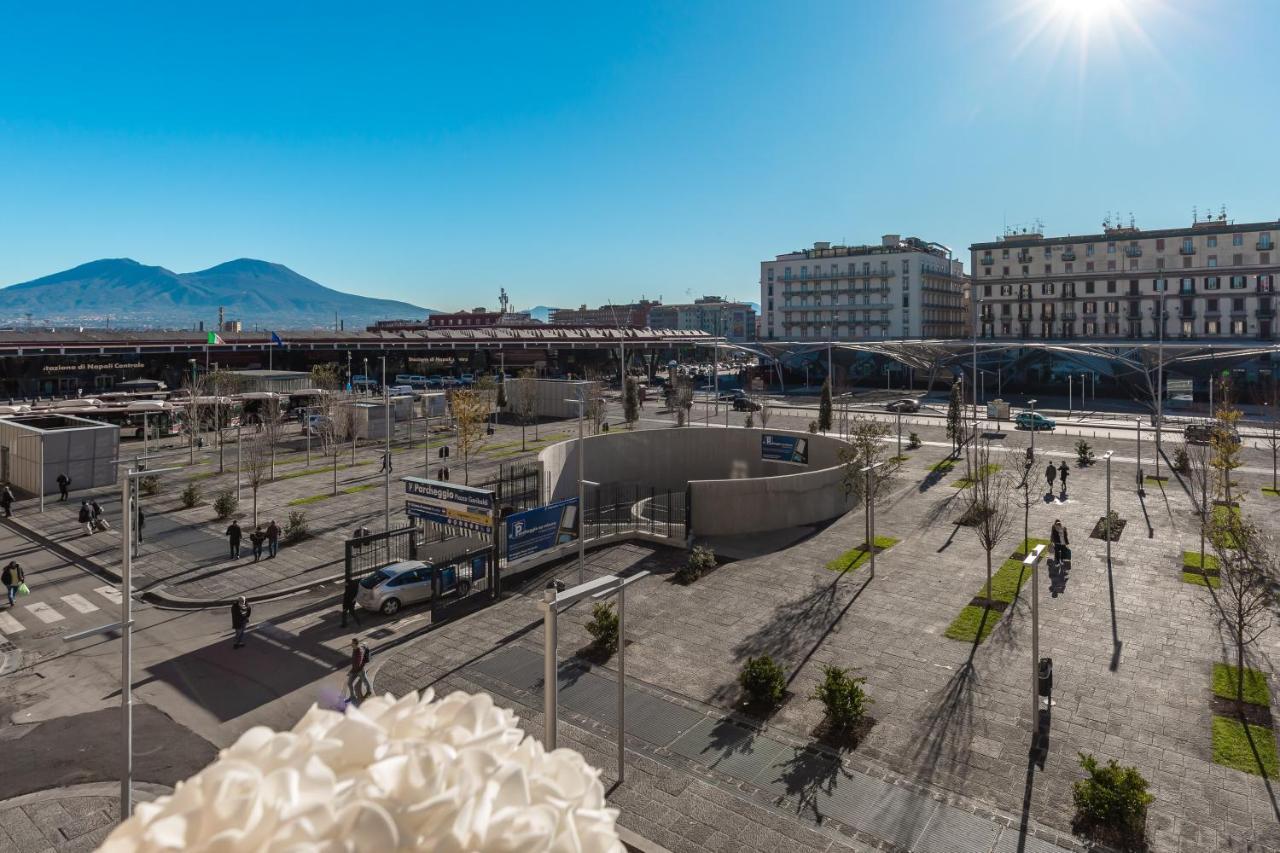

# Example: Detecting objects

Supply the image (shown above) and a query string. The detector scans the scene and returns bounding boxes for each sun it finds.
[1001,0,1166,78]
[1049,0,1126,31]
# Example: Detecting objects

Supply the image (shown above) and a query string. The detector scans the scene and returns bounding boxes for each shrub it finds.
[212,490,238,520]
[180,482,201,509]
[675,545,716,584]
[1172,445,1190,473]
[284,510,309,544]
[585,601,620,657]
[739,655,786,710]
[1072,752,1153,849]
[138,475,161,496]
[808,420,819,434]
[812,665,871,732]
[907,432,922,449]
[1075,439,1096,466]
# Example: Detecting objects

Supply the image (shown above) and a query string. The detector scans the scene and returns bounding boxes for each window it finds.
[1043,246,1052,258]
[1234,254,1243,265]
[1233,233,1244,246]
[983,285,991,297]
[1262,233,1274,250]
[1001,303,1011,316]
[1002,248,1009,259]
[1107,260,1117,271]
[1042,282,1055,295]
[1206,298,1219,312]
[1156,258,1165,270]
[1232,319,1246,335]
[1208,236,1218,247]
[1230,275,1247,289]
[1065,262,1074,273]
[1000,284,1013,296]
[1083,301,1097,314]
[784,267,791,279]
[1044,264,1052,275]
[1064,281,1076,297]
[1107,280,1116,293]
[1261,275,1276,292]
[1183,257,1192,269]
[1206,320,1220,335]
[1002,266,1010,276]
[767,269,774,281]
[1022,265,1029,275]
[1208,256,1218,268]
[800,266,807,278]
[1086,261,1095,272]
[1085,281,1095,294]
[1206,277,1221,290]
[1156,238,1165,251]
[1087,244,1095,256]
[1107,242,1116,254]
[1153,278,1167,292]
[1233,298,1245,312]
[1182,238,1194,253]
[1105,301,1119,314]
[1179,277,1195,294]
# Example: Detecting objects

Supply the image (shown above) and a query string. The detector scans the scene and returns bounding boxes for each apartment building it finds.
[647,297,756,342]
[759,235,967,341]
[549,301,657,328]
[969,216,1279,340]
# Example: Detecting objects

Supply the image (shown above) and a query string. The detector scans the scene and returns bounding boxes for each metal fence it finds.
[583,484,686,540]
[344,525,420,585]
[480,461,541,515]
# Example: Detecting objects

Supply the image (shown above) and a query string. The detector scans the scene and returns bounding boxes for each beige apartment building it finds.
[760,235,967,341]
[969,216,1279,340]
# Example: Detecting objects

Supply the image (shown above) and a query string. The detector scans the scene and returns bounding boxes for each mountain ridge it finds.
[0,258,433,329]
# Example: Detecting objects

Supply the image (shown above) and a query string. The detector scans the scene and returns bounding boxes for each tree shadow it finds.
[770,744,853,825]
[907,631,983,790]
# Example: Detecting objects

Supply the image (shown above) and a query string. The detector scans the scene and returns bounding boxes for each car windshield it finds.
[360,570,391,589]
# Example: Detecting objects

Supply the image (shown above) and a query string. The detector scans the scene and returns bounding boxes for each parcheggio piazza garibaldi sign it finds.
[402,477,495,533]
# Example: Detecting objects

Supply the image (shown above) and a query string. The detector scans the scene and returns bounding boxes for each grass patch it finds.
[186,471,219,482]
[1012,537,1052,559]
[929,458,958,474]
[944,605,1001,643]
[1182,571,1221,589]
[977,558,1032,604]
[287,482,381,507]
[287,493,330,506]
[824,536,900,573]
[1212,716,1280,777]
[1213,663,1271,707]
[1264,488,1280,497]
[950,464,1001,489]
[1183,551,1220,571]
[1143,476,1169,487]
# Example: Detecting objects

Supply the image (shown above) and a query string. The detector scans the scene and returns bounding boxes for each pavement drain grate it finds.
[815,770,938,851]
[990,826,1074,853]
[668,718,788,784]
[913,805,1001,853]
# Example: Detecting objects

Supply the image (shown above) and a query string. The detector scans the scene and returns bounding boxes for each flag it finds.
[207,332,224,345]
[271,331,286,348]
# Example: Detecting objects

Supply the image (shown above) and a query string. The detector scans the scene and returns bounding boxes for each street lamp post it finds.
[860,461,885,579]
[1154,292,1166,478]
[1068,375,1073,418]
[236,421,242,503]
[1135,416,1144,493]
[1026,542,1047,743]
[382,356,390,537]
[566,394,587,585]
[1028,398,1038,462]
[972,298,982,425]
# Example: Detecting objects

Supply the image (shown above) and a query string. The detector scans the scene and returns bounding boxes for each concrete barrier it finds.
[539,427,853,537]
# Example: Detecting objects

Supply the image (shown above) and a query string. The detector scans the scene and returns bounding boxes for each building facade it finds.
[759,235,967,341]
[969,216,1279,340]
[646,297,756,342]
[549,302,657,328]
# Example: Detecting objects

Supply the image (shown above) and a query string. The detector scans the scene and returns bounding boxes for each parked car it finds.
[426,375,445,388]
[1185,422,1240,445]
[884,398,919,413]
[733,397,762,411]
[356,558,477,616]
[718,389,747,401]
[303,413,333,436]
[1015,411,1056,431]
[459,373,475,386]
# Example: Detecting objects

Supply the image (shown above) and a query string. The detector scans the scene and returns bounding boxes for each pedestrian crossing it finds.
[0,586,121,638]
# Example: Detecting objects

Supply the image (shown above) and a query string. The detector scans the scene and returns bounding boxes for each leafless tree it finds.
[513,369,537,451]
[310,366,347,496]
[673,376,694,427]
[450,388,488,485]
[1005,442,1035,559]
[1210,516,1276,704]
[242,429,271,528]
[758,398,772,431]
[260,395,284,481]
[585,382,607,435]
[1183,439,1214,572]
[839,415,898,506]
[1211,377,1244,505]
[1254,381,1280,493]
[967,437,1015,600]
[180,372,208,465]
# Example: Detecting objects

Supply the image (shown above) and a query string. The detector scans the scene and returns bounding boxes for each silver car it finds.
[355,558,478,616]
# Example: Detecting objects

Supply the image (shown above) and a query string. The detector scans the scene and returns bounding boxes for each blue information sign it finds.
[761,433,809,466]
[505,499,579,561]
[402,477,495,533]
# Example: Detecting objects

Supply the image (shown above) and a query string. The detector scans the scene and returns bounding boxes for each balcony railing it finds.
[1258,241,1274,251]
[1178,310,1197,319]
[1016,253,1033,263]
[1179,246,1196,255]
[979,256,994,266]
[1259,308,1274,318]
[1125,247,1143,257]
[1060,252,1076,261]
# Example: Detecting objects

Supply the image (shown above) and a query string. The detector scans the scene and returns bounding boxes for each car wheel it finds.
[457,580,471,598]
[381,597,401,616]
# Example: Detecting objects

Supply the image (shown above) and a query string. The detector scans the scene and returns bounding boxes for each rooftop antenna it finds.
[1220,204,1227,221]
[1129,212,1135,229]
[1192,205,1198,223]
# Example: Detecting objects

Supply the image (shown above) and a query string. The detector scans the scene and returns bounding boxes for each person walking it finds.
[230,596,251,648]
[341,577,361,628]
[379,451,392,473]
[136,508,145,542]
[226,520,243,559]
[1051,519,1070,564]
[346,638,373,703]
[0,486,14,518]
[1044,462,1057,495]
[2,561,24,607]
[1057,461,1070,495]
[56,474,70,502]
[78,501,93,535]
[266,519,280,558]
[250,526,265,562]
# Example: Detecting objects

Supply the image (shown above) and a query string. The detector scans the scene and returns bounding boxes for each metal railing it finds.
[583,484,686,541]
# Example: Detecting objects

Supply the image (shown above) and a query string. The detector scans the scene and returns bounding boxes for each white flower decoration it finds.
[100,689,624,852]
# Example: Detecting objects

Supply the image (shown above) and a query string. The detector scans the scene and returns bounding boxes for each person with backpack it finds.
[250,526,266,562]
[1044,462,1057,495]
[341,578,361,628]
[56,474,70,502]
[2,561,24,607]
[1057,461,1070,496]
[346,637,373,704]
[226,520,242,559]
[0,486,14,518]
[1051,519,1070,565]
[78,501,93,535]
[266,519,281,558]
[230,596,251,648]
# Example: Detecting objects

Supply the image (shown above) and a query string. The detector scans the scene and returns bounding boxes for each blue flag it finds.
[270,331,286,348]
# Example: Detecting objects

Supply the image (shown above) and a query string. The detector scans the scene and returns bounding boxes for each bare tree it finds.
[180,372,208,465]
[242,430,271,528]
[450,389,488,485]
[513,369,537,451]
[758,398,772,431]
[1211,378,1244,505]
[839,415,898,505]
[260,394,284,481]
[309,365,346,496]
[585,382,607,435]
[1005,443,1035,560]
[967,437,1015,601]
[1210,516,1276,705]
[1184,439,1214,574]
[1255,381,1280,492]
[673,376,694,427]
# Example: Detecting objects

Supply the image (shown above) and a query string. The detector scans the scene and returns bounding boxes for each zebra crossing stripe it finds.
[62,594,99,614]
[24,602,64,624]
[0,611,23,635]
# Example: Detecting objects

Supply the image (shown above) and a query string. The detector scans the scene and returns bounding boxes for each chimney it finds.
[218,306,225,329]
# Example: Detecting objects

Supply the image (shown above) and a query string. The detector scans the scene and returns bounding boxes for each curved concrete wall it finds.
[539,427,853,537]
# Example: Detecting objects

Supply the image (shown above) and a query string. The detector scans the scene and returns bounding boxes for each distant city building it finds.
[647,297,756,342]
[549,301,657,328]
[367,309,534,333]
[969,214,1280,340]
[221,319,242,333]
[760,235,966,341]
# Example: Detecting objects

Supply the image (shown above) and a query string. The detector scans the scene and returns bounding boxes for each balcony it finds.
[1179,245,1196,255]
[1062,311,1077,320]
[1016,253,1033,263]
[1125,247,1143,258]
[1259,307,1274,318]
[979,255,994,266]
[1258,241,1274,251]
[1061,252,1076,261]
[1178,310,1197,319]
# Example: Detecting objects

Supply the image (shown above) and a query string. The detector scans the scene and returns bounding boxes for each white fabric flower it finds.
[99,690,624,853]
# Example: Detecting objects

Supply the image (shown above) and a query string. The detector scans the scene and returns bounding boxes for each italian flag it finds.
[207,332,224,345]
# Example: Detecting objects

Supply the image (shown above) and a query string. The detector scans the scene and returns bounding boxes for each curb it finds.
[0,781,173,811]
[1,517,344,610]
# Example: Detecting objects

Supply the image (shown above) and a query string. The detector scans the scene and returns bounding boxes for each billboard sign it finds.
[402,477,495,533]
[505,499,578,562]
[761,433,809,466]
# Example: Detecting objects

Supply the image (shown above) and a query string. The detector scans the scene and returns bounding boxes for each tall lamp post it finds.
[860,461,885,578]
[566,393,587,584]
[1152,291,1167,477]
[1026,541,1048,743]
[972,298,983,425]
[382,356,390,537]
[1028,398,1038,462]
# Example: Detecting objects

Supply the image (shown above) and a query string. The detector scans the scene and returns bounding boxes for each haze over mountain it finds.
[0,258,432,329]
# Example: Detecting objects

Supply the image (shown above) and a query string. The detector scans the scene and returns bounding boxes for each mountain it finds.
[527,305,560,323]
[0,258,433,329]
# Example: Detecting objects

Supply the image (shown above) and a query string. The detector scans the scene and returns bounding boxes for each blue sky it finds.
[0,1,1275,312]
